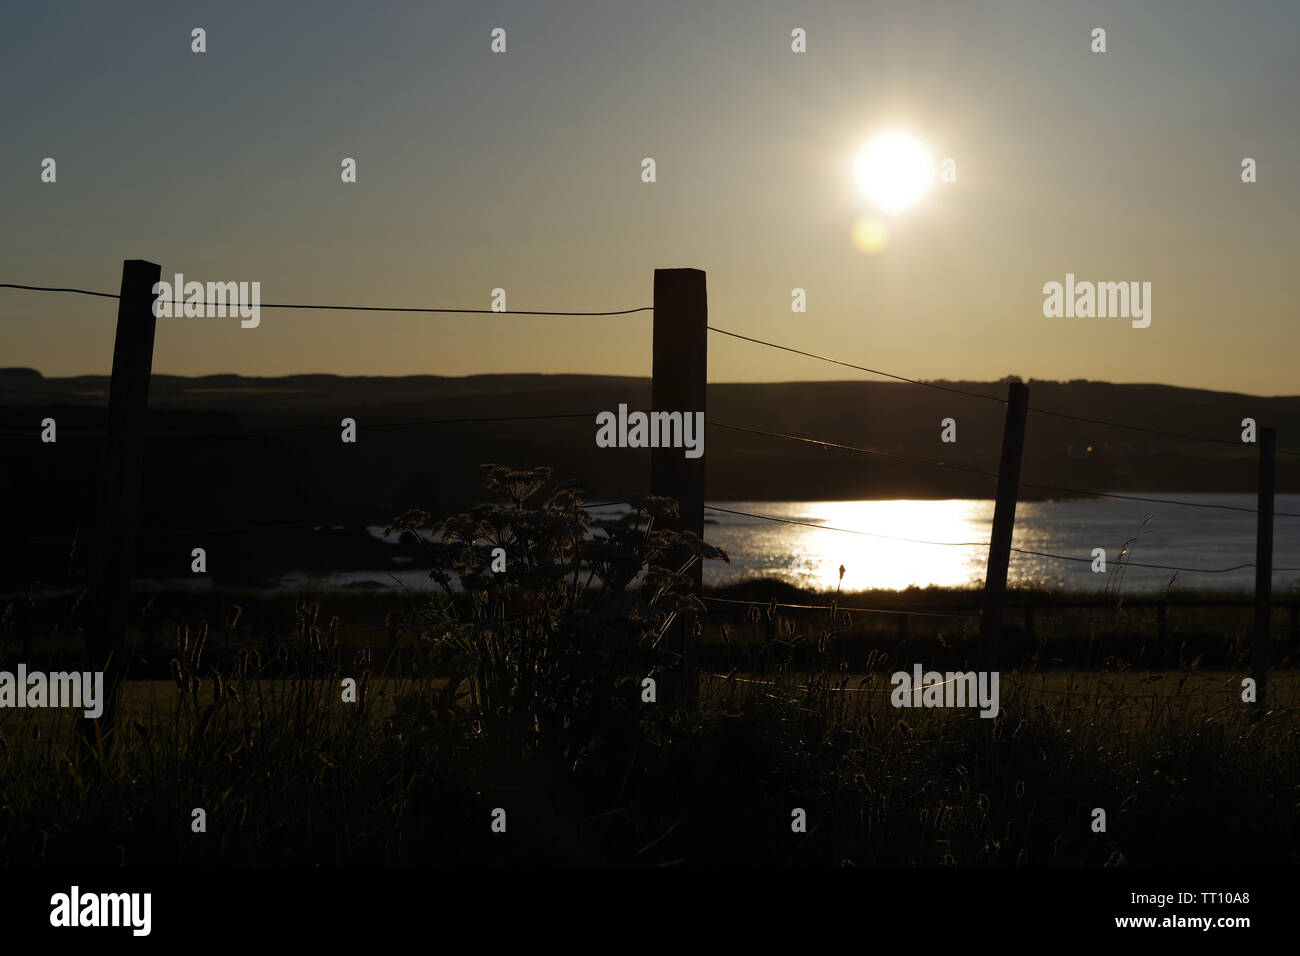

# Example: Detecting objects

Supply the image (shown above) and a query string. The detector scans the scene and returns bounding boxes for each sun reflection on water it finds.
[711,499,995,592]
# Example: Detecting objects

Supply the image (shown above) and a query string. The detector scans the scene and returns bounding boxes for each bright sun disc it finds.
[853,131,935,214]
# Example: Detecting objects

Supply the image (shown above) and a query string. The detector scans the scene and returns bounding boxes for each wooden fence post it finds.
[651,268,707,711]
[977,381,1030,672]
[1252,427,1275,713]
[81,259,161,746]
[1289,603,1299,660]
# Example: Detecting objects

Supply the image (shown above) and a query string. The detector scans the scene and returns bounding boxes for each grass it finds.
[1,469,1296,867]
[2,640,1295,866]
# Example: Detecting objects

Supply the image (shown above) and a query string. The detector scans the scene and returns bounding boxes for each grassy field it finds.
[2,477,1296,867]
[1,653,1295,866]
[6,668,1290,742]
[6,578,1296,672]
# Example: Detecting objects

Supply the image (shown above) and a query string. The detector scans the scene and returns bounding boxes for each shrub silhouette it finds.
[387,464,728,769]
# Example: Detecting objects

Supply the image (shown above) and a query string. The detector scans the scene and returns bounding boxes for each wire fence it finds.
[0,283,653,316]
[709,323,1300,457]
[4,277,1297,683]
[4,282,1297,544]
[7,411,1298,522]
[699,669,1255,702]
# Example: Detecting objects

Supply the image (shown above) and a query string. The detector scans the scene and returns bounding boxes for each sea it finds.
[271,494,1300,596]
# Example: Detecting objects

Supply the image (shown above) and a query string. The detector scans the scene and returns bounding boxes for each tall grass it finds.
[1,466,1296,866]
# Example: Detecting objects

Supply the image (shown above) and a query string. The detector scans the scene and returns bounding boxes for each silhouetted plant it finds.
[386,464,728,767]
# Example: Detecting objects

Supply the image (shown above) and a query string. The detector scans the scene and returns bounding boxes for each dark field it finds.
[2,574,1296,867]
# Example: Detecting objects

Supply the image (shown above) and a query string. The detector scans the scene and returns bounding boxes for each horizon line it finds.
[2,367,1297,400]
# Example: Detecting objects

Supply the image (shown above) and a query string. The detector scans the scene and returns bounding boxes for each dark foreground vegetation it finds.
[1,467,1297,867]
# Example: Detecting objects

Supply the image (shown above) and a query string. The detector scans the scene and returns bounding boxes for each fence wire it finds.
[4,279,1297,585]
[709,323,1300,458]
[0,283,652,316]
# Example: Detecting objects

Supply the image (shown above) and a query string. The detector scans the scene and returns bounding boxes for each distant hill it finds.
[2,372,1297,582]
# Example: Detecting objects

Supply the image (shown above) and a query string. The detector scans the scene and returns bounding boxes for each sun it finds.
[853,130,936,215]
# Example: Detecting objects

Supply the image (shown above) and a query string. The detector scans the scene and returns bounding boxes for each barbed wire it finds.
[0,283,652,316]
[1002,675,1241,700]
[702,669,973,696]
[707,327,1007,403]
[702,592,1300,630]
[4,283,1292,454]
[702,670,1257,702]
[0,283,120,301]
[700,594,981,619]
[4,281,1297,579]
[705,504,1300,573]
[708,420,1000,477]
[9,409,1295,520]
[20,498,641,542]
[703,504,990,548]
[22,497,1296,574]
[709,324,1300,458]
[0,411,602,441]
[709,420,1300,518]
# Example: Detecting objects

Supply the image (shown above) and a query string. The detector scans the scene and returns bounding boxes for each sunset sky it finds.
[3,0,1297,393]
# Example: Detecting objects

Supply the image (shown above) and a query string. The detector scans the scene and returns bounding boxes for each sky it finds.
[2,0,1298,393]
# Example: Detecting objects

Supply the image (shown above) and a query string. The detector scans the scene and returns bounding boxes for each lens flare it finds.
[851,215,890,254]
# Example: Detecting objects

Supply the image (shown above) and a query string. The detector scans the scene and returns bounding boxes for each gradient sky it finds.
[3,0,1297,393]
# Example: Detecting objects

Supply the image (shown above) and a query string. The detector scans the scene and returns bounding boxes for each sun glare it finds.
[853,130,936,214]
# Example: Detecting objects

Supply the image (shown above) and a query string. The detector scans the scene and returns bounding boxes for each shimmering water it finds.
[276,495,1300,595]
